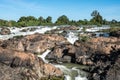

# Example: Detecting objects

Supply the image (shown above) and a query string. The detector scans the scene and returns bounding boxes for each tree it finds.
[90,10,103,25]
[18,16,27,22]
[55,15,69,25]
[8,20,17,27]
[17,16,38,27]
[91,10,99,17]
[103,19,109,25]
[46,16,52,23]
[38,16,45,25]
[26,16,37,21]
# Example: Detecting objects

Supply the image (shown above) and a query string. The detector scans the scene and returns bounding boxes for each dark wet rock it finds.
[0,27,11,35]
[46,43,76,63]
[88,48,120,80]
[60,26,79,31]
[110,30,120,37]
[20,28,37,32]
[20,28,28,32]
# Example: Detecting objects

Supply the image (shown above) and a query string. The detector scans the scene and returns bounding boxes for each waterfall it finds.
[72,67,87,80]
[0,26,89,80]
[0,26,57,40]
[55,65,88,80]
[66,32,78,44]
[38,50,51,63]
[38,50,88,80]
[64,75,71,80]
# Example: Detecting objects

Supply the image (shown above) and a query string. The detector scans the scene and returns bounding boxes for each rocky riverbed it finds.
[0,26,119,80]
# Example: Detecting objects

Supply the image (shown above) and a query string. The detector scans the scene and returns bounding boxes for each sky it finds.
[0,0,120,22]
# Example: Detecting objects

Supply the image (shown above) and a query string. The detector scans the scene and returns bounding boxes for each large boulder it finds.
[46,43,76,63]
[0,47,63,80]
[0,27,11,35]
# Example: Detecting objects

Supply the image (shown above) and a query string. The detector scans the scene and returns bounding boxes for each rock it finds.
[43,63,63,76]
[0,27,11,35]
[60,26,79,31]
[88,48,120,80]
[110,30,120,37]
[46,37,120,66]
[20,28,28,32]
[0,33,68,54]
[62,56,71,63]
[46,43,76,63]
[0,47,63,80]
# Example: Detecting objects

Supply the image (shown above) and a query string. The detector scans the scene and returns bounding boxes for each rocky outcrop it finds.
[46,43,76,63]
[88,48,120,80]
[45,26,79,35]
[20,27,37,32]
[0,47,63,80]
[0,27,11,35]
[110,30,120,37]
[47,37,120,65]
[0,33,68,54]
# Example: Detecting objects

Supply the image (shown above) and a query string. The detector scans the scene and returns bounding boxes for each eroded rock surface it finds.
[0,47,63,80]
[0,33,68,54]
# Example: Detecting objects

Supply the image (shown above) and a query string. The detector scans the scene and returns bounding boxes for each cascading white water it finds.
[72,67,87,80]
[55,65,88,80]
[0,26,57,40]
[54,65,72,80]
[38,50,51,63]
[0,26,89,80]
[64,75,71,80]
[66,32,78,44]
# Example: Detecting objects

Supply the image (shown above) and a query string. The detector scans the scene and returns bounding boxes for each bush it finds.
[79,36,90,42]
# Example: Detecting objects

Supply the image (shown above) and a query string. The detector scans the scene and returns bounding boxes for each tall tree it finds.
[38,16,45,25]
[55,15,69,25]
[46,16,52,23]
[90,10,103,25]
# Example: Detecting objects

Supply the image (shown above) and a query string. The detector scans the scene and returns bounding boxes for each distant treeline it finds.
[0,10,120,27]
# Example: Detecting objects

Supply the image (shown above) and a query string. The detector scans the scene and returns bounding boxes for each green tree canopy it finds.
[55,15,69,25]
[90,10,103,25]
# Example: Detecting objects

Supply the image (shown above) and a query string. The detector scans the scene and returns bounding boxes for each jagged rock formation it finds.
[0,47,63,80]
[0,33,68,54]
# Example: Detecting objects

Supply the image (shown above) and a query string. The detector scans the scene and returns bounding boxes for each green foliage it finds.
[100,27,120,33]
[55,15,69,25]
[82,27,86,33]
[13,35,24,39]
[0,11,120,27]
[90,10,103,26]
[79,36,90,42]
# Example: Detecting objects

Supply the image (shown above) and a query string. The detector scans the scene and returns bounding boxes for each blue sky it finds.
[0,0,120,22]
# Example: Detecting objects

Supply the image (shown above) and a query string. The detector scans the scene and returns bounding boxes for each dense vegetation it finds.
[0,10,120,27]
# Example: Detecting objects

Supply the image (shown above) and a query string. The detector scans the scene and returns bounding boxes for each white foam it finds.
[38,50,51,63]
[66,32,78,44]
[64,75,71,80]
[0,26,57,40]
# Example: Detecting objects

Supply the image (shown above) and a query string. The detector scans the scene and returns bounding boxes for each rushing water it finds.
[0,26,110,80]
[66,31,78,44]
[37,50,88,80]
[0,26,57,40]
[38,50,51,63]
